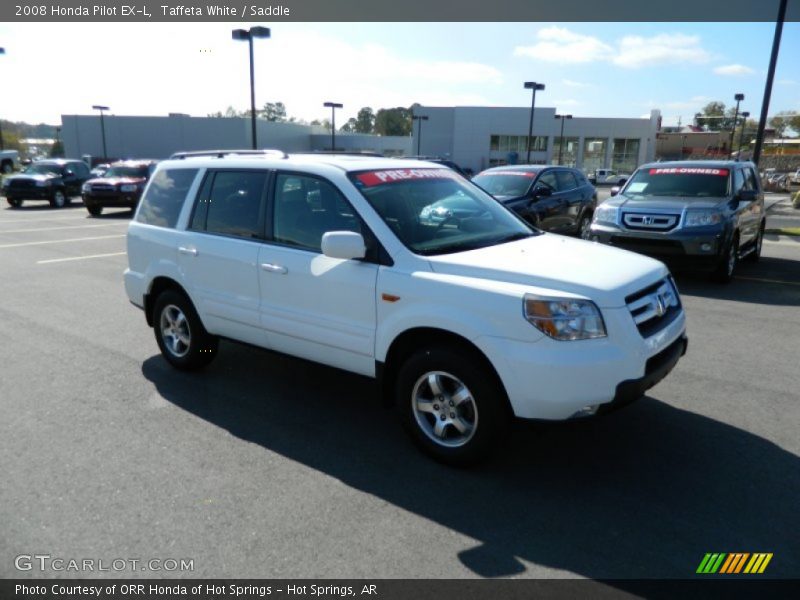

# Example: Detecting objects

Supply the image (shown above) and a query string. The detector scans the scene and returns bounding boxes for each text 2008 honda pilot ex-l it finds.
[125,151,687,465]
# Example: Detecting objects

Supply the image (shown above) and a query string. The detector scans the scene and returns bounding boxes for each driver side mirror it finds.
[531,186,552,199]
[610,186,621,197]
[321,231,366,260]
[737,189,757,203]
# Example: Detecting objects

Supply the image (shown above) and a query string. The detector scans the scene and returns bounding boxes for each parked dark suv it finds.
[472,165,597,238]
[82,160,158,216]
[589,161,765,282]
[1,159,91,208]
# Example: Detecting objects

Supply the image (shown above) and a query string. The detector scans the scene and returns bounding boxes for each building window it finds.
[552,136,579,166]
[490,135,547,154]
[612,138,640,173]
[583,138,606,172]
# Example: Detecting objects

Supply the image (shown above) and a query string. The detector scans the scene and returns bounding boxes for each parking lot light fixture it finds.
[524,82,545,164]
[729,93,744,153]
[555,114,572,165]
[412,114,429,155]
[91,105,110,161]
[738,111,750,157]
[323,102,343,151]
[232,26,271,150]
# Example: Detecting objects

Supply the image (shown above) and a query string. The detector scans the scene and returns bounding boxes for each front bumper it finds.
[3,188,54,201]
[590,223,726,269]
[476,305,687,420]
[83,191,141,208]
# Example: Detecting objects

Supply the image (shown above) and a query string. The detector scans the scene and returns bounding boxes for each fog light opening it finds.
[571,404,599,418]
[700,243,713,252]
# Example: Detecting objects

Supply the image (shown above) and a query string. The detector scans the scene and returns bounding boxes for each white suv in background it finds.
[125,150,687,465]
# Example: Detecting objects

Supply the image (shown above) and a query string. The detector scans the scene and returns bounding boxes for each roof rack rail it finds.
[169,149,289,160]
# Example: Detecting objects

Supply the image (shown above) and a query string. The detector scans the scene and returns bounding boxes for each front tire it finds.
[86,204,103,217]
[153,290,218,371]
[396,345,510,466]
[50,189,67,208]
[746,222,764,262]
[578,213,593,239]
[713,233,739,283]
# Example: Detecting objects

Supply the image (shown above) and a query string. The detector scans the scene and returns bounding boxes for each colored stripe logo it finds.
[696,553,773,574]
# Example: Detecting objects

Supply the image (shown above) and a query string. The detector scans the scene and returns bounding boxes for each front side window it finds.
[555,170,577,192]
[136,168,198,228]
[623,166,730,199]
[535,171,558,191]
[273,173,362,252]
[350,168,535,256]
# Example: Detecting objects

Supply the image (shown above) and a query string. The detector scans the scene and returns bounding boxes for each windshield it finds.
[104,166,149,179]
[350,168,535,256]
[472,171,537,197]
[623,166,730,198]
[23,163,62,176]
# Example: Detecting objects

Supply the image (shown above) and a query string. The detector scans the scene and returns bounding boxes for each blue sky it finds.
[0,22,797,127]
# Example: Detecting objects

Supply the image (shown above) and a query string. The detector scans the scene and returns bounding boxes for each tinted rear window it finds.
[472,171,536,197]
[136,168,198,228]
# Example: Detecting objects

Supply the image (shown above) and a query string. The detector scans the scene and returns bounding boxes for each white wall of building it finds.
[412,106,660,174]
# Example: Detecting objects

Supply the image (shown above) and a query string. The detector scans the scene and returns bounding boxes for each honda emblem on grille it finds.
[642,216,654,225]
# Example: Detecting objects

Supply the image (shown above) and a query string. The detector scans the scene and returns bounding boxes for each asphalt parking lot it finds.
[1,196,798,582]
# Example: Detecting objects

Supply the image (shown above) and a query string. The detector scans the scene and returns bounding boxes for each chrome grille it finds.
[626,278,681,337]
[622,213,679,231]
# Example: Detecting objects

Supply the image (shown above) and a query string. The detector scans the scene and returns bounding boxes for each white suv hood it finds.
[426,234,668,308]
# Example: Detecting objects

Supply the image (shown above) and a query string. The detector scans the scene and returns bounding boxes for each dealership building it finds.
[61,107,661,174]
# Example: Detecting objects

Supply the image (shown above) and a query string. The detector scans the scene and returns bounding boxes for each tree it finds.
[354,107,375,134]
[260,101,287,122]
[340,118,358,133]
[374,107,412,136]
[49,140,64,157]
[695,101,733,131]
[769,111,800,138]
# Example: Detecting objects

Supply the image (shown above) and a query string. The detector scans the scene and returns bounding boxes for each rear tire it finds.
[152,290,218,371]
[7,198,22,208]
[746,222,764,262]
[396,345,510,466]
[578,213,593,239]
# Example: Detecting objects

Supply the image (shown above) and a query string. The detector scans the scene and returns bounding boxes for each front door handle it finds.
[178,246,198,257]
[260,263,288,274]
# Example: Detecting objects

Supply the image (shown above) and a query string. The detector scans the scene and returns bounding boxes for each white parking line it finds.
[0,214,96,224]
[0,234,125,249]
[0,223,128,234]
[37,252,127,264]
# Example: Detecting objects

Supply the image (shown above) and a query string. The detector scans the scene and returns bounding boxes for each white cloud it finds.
[562,79,591,88]
[515,28,712,69]
[713,64,755,76]
[777,79,797,85]
[663,95,713,110]
[514,27,613,64]
[613,34,712,68]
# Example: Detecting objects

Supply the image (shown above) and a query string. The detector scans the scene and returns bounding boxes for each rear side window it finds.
[204,171,268,239]
[136,168,198,228]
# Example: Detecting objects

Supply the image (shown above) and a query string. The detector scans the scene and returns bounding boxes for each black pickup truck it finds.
[1,159,92,208]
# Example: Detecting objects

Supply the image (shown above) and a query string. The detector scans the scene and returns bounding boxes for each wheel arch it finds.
[378,327,512,416]
[144,277,191,327]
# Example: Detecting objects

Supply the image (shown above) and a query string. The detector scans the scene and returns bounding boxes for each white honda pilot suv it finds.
[125,150,687,465]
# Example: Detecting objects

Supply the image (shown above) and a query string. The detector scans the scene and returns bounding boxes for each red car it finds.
[81,160,158,216]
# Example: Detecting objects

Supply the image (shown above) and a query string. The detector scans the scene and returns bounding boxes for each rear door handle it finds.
[260,263,288,274]
[178,246,198,256]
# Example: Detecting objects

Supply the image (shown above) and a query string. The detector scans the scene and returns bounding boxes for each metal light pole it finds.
[753,0,788,166]
[232,26,271,150]
[323,102,343,151]
[91,105,109,161]
[554,114,572,165]
[738,111,750,157]
[682,135,688,160]
[412,115,428,155]
[729,93,744,154]
[0,47,5,151]
[524,81,545,164]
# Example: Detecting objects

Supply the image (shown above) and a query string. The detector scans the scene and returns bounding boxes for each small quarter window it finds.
[136,168,198,228]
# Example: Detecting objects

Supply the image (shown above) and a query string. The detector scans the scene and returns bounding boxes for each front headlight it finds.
[593,204,618,225]
[684,209,723,227]
[81,183,91,193]
[120,184,138,192]
[523,294,607,341]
